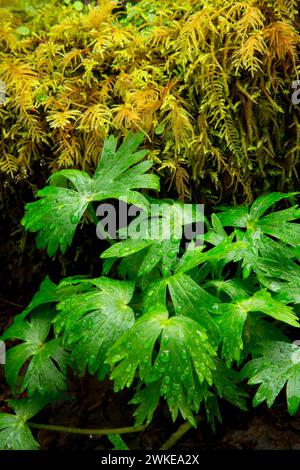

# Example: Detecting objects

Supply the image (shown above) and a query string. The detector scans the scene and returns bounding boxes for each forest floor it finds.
[1,364,300,449]
[1,187,300,450]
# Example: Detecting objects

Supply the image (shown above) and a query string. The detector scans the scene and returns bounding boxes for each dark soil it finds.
[2,365,300,449]
[2,355,300,451]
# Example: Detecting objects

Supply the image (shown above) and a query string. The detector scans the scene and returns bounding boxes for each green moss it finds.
[0,0,299,202]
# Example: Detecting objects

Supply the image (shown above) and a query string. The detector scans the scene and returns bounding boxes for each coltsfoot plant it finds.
[0,0,299,201]
[0,132,300,449]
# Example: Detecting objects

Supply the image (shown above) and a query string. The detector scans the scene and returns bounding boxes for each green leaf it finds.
[92,132,160,205]
[174,237,246,274]
[249,192,299,221]
[239,290,299,326]
[101,199,203,277]
[143,279,168,312]
[217,193,298,228]
[215,205,249,227]
[256,252,300,304]
[205,213,228,245]
[212,360,248,410]
[107,434,129,450]
[18,276,58,320]
[0,413,38,450]
[167,273,220,343]
[130,381,162,426]
[106,310,217,424]
[118,250,149,280]
[101,239,152,259]
[22,132,160,256]
[259,210,300,246]
[106,309,167,389]
[2,309,69,397]
[274,284,300,304]
[152,315,216,421]
[257,257,300,284]
[217,304,248,367]
[216,192,300,275]
[217,290,299,366]
[0,397,47,450]
[242,341,300,415]
[139,238,180,278]
[22,184,91,256]
[203,393,222,432]
[204,278,252,301]
[243,315,288,354]
[54,277,135,378]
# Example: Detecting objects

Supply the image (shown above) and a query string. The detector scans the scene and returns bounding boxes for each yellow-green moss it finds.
[0,0,299,202]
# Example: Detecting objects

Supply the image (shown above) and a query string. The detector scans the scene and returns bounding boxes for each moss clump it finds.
[0,0,299,202]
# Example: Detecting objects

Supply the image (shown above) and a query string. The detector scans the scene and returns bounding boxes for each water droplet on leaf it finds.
[160,351,170,363]
[181,350,188,360]
[70,213,79,224]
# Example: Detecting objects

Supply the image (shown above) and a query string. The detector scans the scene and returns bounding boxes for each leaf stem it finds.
[28,422,146,436]
[160,421,196,450]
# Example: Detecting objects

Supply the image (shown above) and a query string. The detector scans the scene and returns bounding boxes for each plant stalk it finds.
[28,422,146,436]
[160,419,201,450]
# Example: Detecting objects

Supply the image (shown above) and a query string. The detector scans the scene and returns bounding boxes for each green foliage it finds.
[101,198,203,276]
[1,132,300,450]
[18,276,58,320]
[207,192,300,277]
[0,0,299,201]
[54,277,136,378]
[107,310,217,425]
[166,271,221,342]
[107,433,129,451]
[256,253,300,304]
[2,308,69,397]
[21,131,159,255]
[241,342,300,415]
[0,397,47,450]
[216,290,299,367]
